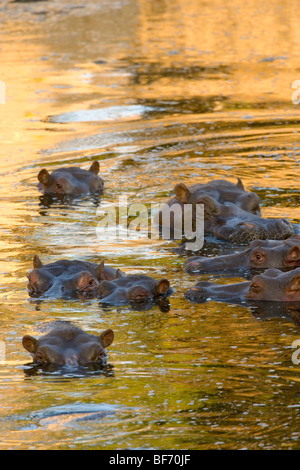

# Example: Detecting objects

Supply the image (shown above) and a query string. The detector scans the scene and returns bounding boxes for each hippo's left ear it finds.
[99,329,114,348]
[155,279,170,295]
[174,183,191,203]
[22,335,38,353]
[287,273,300,294]
[38,169,51,186]
[89,161,100,175]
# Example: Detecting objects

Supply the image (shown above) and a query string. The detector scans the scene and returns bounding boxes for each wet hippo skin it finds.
[22,322,114,367]
[98,274,173,306]
[27,255,124,299]
[185,267,300,303]
[184,235,300,274]
[162,178,294,243]
[37,161,104,197]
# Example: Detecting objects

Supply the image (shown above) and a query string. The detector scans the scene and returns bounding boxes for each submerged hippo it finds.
[22,322,114,367]
[37,161,104,197]
[184,235,300,274]
[98,274,173,306]
[185,267,300,303]
[27,255,123,299]
[160,178,294,243]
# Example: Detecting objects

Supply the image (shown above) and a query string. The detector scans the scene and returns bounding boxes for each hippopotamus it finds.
[184,235,300,274]
[185,267,300,303]
[160,178,294,244]
[98,274,173,306]
[27,255,123,299]
[22,321,114,367]
[37,161,104,197]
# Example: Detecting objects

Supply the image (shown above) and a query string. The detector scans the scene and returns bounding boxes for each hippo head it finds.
[247,236,300,269]
[245,267,300,302]
[22,323,114,366]
[98,274,171,306]
[170,182,294,243]
[27,255,121,299]
[37,161,103,197]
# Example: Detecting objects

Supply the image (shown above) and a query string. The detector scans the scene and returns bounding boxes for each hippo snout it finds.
[64,353,79,367]
[184,285,210,303]
[227,219,294,243]
[184,259,205,274]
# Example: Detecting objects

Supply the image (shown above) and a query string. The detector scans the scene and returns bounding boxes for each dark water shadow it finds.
[22,361,115,378]
[38,192,102,213]
[99,295,171,313]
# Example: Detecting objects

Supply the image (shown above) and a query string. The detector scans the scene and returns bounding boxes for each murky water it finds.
[0,0,299,450]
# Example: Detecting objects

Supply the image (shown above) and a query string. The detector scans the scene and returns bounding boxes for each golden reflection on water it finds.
[0,0,299,450]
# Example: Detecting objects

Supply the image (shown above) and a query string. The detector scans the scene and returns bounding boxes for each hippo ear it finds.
[155,279,170,295]
[196,195,221,219]
[38,169,51,186]
[96,259,105,281]
[287,246,300,263]
[33,254,43,269]
[99,329,114,348]
[115,269,123,279]
[89,161,100,175]
[174,183,191,203]
[236,178,244,190]
[287,273,300,294]
[22,335,38,353]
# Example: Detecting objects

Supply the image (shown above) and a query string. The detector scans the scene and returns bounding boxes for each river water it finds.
[0,0,299,450]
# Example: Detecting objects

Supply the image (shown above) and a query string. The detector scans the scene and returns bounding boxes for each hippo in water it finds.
[159,178,294,244]
[27,255,123,299]
[22,322,114,367]
[185,267,300,303]
[184,235,300,274]
[37,161,104,197]
[98,274,173,306]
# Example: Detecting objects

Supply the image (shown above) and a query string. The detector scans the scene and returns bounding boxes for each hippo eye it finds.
[252,252,265,263]
[56,183,62,189]
[96,351,105,363]
[35,352,44,364]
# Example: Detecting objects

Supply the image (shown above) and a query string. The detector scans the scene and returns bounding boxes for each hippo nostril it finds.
[65,354,79,367]
[240,223,255,228]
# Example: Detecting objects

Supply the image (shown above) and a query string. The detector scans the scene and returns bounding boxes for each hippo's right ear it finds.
[155,279,170,295]
[115,269,123,279]
[96,259,105,281]
[236,178,244,190]
[287,273,300,295]
[174,183,191,203]
[287,245,300,263]
[38,169,51,186]
[89,161,100,175]
[22,335,38,353]
[99,329,114,348]
[33,254,43,269]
